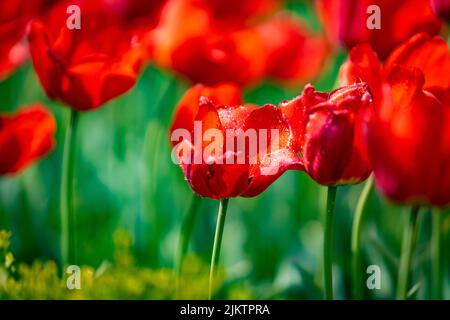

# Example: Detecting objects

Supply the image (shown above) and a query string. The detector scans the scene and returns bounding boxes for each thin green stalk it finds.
[208,198,229,300]
[0,199,5,229]
[396,206,420,300]
[175,194,201,296]
[0,162,7,228]
[432,210,442,300]
[351,177,374,299]
[60,109,79,273]
[324,186,337,300]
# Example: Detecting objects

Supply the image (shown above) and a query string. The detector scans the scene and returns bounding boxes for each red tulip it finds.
[0,105,56,175]
[340,33,450,107]
[150,0,266,85]
[280,83,373,186]
[28,1,144,111]
[170,84,300,199]
[368,67,450,207]
[150,0,328,86]
[316,0,442,58]
[257,14,329,84]
[340,33,450,206]
[430,0,450,21]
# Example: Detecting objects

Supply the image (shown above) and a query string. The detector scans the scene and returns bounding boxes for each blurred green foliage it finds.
[0,229,239,299]
[0,2,449,300]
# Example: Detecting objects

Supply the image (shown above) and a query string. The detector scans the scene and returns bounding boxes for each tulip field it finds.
[0,0,449,301]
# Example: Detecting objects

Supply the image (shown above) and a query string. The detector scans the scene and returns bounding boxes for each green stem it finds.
[175,194,201,296]
[396,206,420,300]
[351,177,374,299]
[60,109,79,273]
[324,186,337,300]
[208,198,229,300]
[432,210,442,300]
[0,198,5,229]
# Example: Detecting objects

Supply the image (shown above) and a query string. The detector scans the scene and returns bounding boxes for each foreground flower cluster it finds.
[171,32,450,208]
[166,1,450,300]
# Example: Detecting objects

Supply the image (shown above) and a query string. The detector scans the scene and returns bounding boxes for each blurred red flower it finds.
[169,84,300,199]
[257,14,329,85]
[0,105,56,175]
[340,33,450,206]
[206,0,280,28]
[430,0,450,21]
[28,1,144,111]
[280,83,373,186]
[0,0,52,80]
[85,0,167,36]
[167,28,267,86]
[368,67,450,207]
[102,0,166,25]
[149,0,266,85]
[316,0,442,58]
[150,0,327,86]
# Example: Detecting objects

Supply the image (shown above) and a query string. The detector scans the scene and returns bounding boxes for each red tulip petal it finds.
[28,21,62,100]
[339,44,384,107]
[0,0,46,79]
[63,45,143,110]
[316,0,442,59]
[186,98,250,199]
[242,104,301,197]
[170,83,242,145]
[302,107,356,186]
[279,84,329,150]
[0,105,56,175]
[0,123,21,174]
[370,65,449,206]
[385,33,450,91]
[170,28,265,85]
[431,0,450,21]
[258,14,329,84]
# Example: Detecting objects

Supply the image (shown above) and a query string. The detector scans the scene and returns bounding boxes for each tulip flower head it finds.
[170,84,301,199]
[340,33,450,207]
[28,0,144,111]
[280,83,373,186]
[0,105,56,175]
[316,0,442,58]
[150,0,327,86]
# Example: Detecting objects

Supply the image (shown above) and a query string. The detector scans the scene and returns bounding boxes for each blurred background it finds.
[0,0,449,299]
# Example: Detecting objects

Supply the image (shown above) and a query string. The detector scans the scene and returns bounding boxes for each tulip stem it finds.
[60,109,79,274]
[175,194,201,297]
[396,206,420,300]
[351,176,374,299]
[432,210,442,300]
[208,198,229,300]
[324,186,337,300]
